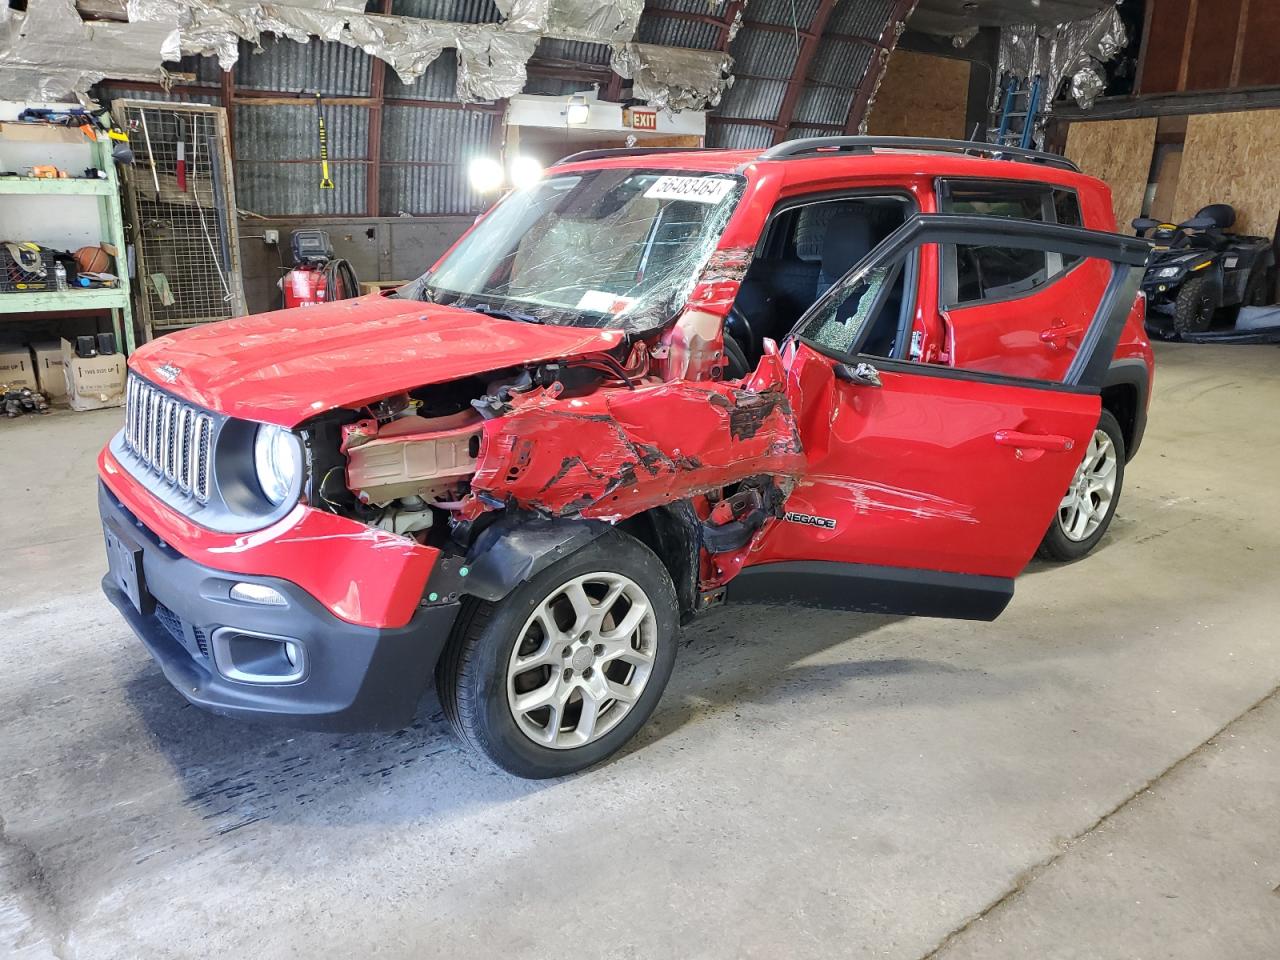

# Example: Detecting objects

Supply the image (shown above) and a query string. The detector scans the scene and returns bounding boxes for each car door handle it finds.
[834,361,882,387]
[1040,322,1086,345]
[993,430,1075,453]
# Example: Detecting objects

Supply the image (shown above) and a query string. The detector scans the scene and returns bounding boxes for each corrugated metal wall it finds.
[702,0,898,146]
[100,1,905,215]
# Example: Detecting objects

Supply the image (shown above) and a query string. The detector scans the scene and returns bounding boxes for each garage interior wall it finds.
[865,49,971,140]
[97,37,500,220]
[1138,0,1280,94]
[1170,110,1280,239]
[1063,117,1157,230]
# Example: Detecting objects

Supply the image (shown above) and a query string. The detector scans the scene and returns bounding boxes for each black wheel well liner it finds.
[616,503,701,623]
[1101,359,1148,461]
[447,505,701,620]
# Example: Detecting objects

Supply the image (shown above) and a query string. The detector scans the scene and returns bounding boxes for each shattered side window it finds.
[422,169,744,332]
[794,266,895,357]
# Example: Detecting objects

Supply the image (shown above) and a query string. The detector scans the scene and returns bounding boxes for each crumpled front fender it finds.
[466,351,805,522]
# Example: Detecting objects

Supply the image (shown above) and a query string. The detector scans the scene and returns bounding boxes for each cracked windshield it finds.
[420,169,744,332]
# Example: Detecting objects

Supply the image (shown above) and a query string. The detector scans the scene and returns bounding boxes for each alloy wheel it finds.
[1057,428,1118,542]
[506,572,658,750]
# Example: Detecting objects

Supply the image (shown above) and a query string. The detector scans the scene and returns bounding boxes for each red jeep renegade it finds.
[99,137,1154,778]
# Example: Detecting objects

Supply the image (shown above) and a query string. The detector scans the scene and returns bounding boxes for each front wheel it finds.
[437,530,679,778]
[1173,275,1216,334]
[1036,409,1126,562]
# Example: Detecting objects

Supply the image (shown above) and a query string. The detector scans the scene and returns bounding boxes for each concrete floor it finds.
[2,343,1279,959]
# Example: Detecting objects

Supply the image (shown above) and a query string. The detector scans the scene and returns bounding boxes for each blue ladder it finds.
[993,75,1042,150]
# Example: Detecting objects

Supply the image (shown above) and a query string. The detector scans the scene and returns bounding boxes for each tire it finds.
[437,529,679,778]
[1172,275,1216,334]
[1036,409,1126,563]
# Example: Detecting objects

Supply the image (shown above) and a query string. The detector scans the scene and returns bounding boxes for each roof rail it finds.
[757,136,1080,173]
[554,146,705,166]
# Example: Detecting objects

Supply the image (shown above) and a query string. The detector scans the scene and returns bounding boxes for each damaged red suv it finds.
[99,137,1154,778]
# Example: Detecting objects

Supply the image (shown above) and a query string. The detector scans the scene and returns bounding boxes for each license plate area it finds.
[104,519,152,615]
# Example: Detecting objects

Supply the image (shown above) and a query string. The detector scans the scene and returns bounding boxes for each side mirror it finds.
[834,361,882,388]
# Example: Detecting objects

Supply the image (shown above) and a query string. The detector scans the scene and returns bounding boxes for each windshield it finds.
[415,169,744,332]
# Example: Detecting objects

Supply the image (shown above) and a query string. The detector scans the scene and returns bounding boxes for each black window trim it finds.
[748,187,921,360]
[935,177,1087,311]
[786,213,1150,394]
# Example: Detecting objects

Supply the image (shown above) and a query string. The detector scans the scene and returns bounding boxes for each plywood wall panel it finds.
[1064,118,1158,231]
[866,50,970,141]
[1172,110,1280,238]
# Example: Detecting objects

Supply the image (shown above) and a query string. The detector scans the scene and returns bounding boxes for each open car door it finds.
[731,214,1151,620]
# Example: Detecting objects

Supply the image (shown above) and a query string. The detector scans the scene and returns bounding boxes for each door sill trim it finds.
[725,560,1013,621]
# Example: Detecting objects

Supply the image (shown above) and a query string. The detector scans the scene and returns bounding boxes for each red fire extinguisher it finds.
[280,229,359,308]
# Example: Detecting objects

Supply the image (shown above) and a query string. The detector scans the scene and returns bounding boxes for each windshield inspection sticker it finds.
[644,176,736,204]
[577,290,636,314]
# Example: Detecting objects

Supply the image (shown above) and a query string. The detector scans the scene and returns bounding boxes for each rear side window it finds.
[939,182,1084,307]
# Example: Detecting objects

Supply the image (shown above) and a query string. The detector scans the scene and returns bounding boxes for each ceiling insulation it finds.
[4,0,731,108]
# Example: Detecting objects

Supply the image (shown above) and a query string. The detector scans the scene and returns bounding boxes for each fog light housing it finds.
[229,582,287,606]
[211,628,306,684]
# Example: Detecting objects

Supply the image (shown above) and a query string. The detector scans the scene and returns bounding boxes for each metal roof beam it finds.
[768,0,840,145]
[844,0,920,135]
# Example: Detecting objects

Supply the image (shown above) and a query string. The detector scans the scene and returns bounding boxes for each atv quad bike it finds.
[1134,204,1275,338]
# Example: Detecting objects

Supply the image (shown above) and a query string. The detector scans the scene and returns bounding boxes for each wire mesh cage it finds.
[112,100,247,337]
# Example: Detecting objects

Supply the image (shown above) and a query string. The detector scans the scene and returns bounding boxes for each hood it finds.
[129,293,626,427]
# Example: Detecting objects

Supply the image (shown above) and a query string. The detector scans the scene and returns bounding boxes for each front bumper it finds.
[99,482,460,731]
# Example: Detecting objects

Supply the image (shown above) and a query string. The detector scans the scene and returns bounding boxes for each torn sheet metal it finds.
[610,42,734,113]
[1,0,173,100]
[995,4,1126,120]
[467,376,804,522]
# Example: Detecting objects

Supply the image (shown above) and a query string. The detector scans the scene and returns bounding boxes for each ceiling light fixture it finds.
[467,156,505,193]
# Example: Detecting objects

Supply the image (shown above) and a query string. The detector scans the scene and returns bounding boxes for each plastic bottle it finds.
[54,262,67,291]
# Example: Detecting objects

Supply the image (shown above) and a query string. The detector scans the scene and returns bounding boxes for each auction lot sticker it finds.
[644,176,737,204]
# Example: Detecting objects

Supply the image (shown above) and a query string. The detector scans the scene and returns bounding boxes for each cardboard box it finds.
[0,343,38,390]
[0,122,89,145]
[29,340,67,400]
[60,338,125,411]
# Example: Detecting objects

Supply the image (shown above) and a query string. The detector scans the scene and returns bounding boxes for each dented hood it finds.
[128,294,627,427]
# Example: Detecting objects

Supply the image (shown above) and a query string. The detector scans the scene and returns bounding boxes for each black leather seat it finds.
[816,213,904,358]
[817,214,874,299]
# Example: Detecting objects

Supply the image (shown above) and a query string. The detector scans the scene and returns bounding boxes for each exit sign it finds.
[625,108,658,131]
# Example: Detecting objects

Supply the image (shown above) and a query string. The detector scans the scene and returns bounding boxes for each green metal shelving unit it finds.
[0,133,135,354]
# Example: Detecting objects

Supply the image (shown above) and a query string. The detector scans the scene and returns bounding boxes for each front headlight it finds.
[253,424,302,505]
[1156,266,1182,279]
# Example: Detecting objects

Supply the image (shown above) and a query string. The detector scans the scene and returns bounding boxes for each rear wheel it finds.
[437,530,678,778]
[1036,409,1126,562]
[1173,275,1216,334]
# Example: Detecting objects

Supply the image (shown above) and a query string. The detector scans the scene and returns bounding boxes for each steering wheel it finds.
[725,305,758,360]
[723,330,751,380]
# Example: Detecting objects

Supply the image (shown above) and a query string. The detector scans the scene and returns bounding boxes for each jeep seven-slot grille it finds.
[124,375,214,503]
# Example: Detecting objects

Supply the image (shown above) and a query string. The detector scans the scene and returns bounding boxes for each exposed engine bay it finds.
[303,336,806,597]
